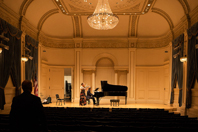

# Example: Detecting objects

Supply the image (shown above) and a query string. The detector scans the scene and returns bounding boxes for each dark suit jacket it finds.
[9,92,47,132]
[86,90,93,99]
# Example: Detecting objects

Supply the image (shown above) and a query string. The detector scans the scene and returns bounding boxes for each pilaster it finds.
[21,32,26,86]
[38,42,42,98]
[74,38,83,101]
[128,48,136,102]
[91,70,95,94]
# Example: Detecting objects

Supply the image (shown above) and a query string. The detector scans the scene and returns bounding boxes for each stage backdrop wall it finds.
[40,45,170,104]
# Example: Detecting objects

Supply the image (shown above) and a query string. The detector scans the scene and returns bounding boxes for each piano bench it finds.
[110,99,120,106]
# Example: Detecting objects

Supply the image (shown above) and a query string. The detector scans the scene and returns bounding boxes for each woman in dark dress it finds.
[79,83,89,106]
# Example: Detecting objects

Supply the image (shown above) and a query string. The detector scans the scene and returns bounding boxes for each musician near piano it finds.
[79,83,89,106]
[87,88,96,105]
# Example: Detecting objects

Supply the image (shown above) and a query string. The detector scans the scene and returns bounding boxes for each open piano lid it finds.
[101,81,128,91]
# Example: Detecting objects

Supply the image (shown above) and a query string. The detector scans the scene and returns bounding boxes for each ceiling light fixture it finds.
[87,0,119,30]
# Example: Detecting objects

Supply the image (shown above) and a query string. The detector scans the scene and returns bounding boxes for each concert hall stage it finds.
[0,102,177,115]
[43,102,176,112]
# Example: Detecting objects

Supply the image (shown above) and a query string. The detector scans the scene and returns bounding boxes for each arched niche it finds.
[92,53,118,66]
[95,57,115,90]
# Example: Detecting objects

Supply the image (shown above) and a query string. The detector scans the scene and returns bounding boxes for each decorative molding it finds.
[189,5,198,26]
[151,7,175,39]
[117,3,140,12]
[69,4,86,12]
[39,33,75,48]
[1,0,197,49]
[137,31,173,48]
[72,16,82,38]
[19,0,33,16]
[178,0,191,28]
[83,41,129,48]
[0,3,20,28]
[129,15,139,37]
[92,53,118,66]
[128,37,138,48]
[37,9,59,31]
[54,0,69,14]
[152,8,174,30]
[178,0,190,14]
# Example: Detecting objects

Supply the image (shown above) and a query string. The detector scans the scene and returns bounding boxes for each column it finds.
[182,30,188,115]
[128,38,137,102]
[73,38,83,102]
[21,32,26,92]
[92,71,95,94]
[38,42,42,97]
[115,70,118,85]
[128,48,136,100]
[169,42,173,106]
[75,49,81,99]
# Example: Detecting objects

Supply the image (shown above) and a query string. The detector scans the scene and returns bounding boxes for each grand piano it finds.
[94,81,128,105]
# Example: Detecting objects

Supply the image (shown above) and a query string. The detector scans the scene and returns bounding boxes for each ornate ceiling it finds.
[0,0,198,48]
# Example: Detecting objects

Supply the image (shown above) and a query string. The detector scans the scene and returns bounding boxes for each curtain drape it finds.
[170,34,184,107]
[186,22,198,108]
[0,18,22,110]
[25,35,38,82]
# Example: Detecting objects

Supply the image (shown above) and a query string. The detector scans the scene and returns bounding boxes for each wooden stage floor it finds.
[0,102,176,114]
[43,102,175,111]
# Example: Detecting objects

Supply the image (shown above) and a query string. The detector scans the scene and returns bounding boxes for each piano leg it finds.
[96,97,100,106]
[125,96,127,104]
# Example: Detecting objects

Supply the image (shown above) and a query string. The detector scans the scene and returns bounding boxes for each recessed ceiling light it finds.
[148,4,151,6]
[56,0,59,2]
[84,0,87,2]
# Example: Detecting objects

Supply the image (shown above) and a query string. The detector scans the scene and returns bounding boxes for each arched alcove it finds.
[92,53,118,66]
[95,57,115,91]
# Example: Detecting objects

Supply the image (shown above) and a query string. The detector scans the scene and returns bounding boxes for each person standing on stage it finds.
[87,87,96,105]
[79,83,89,106]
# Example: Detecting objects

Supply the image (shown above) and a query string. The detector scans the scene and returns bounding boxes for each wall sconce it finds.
[25,47,31,52]
[0,33,9,53]
[0,41,9,50]
[26,54,33,60]
[180,55,187,62]
[0,33,9,42]
[21,55,28,62]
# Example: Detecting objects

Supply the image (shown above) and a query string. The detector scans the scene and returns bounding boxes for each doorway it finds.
[64,68,72,102]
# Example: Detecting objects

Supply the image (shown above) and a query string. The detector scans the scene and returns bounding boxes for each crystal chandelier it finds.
[87,0,119,30]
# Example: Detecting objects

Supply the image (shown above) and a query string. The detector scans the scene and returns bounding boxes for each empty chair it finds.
[56,94,64,105]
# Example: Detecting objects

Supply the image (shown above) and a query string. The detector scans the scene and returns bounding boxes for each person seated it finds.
[86,87,96,105]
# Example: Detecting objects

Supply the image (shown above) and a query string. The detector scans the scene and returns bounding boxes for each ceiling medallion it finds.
[87,0,119,30]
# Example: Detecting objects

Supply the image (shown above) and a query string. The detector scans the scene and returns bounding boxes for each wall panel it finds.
[136,67,164,103]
